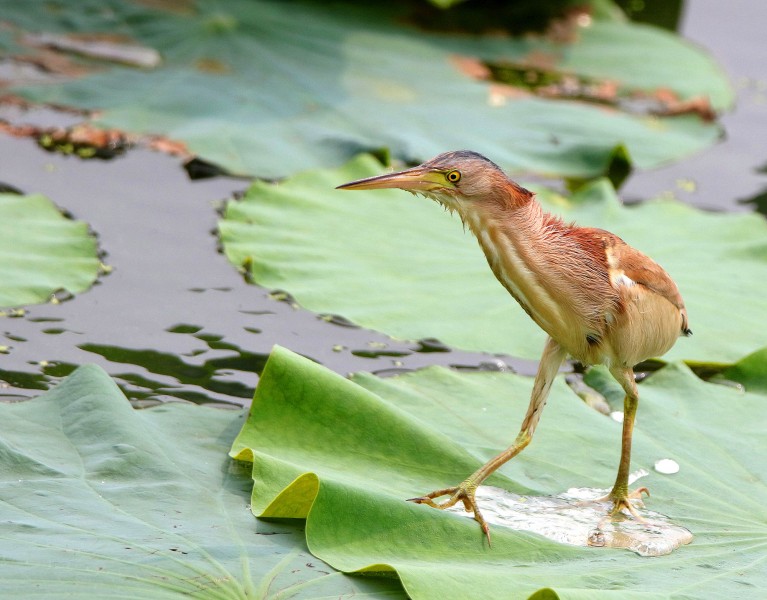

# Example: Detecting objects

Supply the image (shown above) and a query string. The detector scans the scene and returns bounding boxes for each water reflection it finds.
[78,331,267,404]
[0,324,269,407]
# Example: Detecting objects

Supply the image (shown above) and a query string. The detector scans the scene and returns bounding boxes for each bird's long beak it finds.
[336,167,443,192]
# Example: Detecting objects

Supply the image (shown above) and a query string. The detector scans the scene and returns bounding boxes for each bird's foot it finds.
[408,483,492,545]
[597,486,650,521]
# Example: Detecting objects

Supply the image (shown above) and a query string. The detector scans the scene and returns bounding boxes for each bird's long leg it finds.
[409,337,567,542]
[603,367,648,519]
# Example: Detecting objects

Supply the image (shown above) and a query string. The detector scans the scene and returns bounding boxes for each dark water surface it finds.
[0,0,764,406]
[622,0,767,211]
[0,137,536,406]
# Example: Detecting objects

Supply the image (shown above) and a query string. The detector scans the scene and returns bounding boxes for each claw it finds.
[407,484,492,546]
[481,521,492,548]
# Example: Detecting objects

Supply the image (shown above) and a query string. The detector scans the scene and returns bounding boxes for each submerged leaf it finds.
[219,155,767,363]
[232,346,767,599]
[0,192,101,309]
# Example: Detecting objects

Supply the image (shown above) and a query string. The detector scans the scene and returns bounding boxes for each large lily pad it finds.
[219,154,767,363]
[231,345,767,599]
[0,363,405,599]
[0,192,100,309]
[0,0,729,178]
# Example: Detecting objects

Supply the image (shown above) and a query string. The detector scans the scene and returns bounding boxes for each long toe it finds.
[408,483,492,544]
[627,487,649,501]
[407,487,461,509]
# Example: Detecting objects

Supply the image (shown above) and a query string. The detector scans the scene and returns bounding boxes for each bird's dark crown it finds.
[423,150,503,172]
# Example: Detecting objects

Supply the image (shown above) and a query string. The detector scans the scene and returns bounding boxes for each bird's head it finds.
[337,150,532,215]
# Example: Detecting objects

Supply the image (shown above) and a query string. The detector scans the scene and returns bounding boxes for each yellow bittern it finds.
[337,151,690,543]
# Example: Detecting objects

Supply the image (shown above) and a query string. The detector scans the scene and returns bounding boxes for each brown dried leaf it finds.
[0,97,191,159]
[517,49,560,72]
[652,87,681,105]
[0,121,38,137]
[636,88,717,121]
[4,50,94,79]
[147,135,191,158]
[590,79,620,102]
[653,95,717,122]
[537,77,619,104]
[487,83,531,106]
[62,123,132,147]
[449,55,490,81]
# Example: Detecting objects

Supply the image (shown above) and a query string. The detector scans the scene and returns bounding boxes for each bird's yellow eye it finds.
[446,170,461,183]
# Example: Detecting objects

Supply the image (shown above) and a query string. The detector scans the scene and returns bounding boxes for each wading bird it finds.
[337,151,690,543]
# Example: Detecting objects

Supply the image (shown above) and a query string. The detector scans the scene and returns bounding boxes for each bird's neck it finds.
[462,194,571,338]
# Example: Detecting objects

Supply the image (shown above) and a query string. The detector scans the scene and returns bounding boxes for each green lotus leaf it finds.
[0,193,100,309]
[219,154,767,363]
[719,347,767,395]
[0,0,730,178]
[231,345,767,599]
[0,363,405,599]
